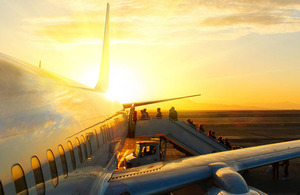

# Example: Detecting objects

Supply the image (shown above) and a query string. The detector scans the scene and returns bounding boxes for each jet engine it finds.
[207,162,267,195]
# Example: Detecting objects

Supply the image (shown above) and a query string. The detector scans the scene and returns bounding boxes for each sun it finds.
[77,61,145,103]
[105,66,145,103]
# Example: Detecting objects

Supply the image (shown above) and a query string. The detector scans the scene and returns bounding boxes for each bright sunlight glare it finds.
[106,66,145,103]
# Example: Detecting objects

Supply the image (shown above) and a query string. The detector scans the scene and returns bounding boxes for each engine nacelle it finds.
[208,162,266,195]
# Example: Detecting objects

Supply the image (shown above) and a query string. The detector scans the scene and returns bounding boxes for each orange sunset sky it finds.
[1,0,300,110]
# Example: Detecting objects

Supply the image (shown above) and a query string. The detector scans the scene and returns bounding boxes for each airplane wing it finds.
[105,140,300,194]
[122,94,201,109]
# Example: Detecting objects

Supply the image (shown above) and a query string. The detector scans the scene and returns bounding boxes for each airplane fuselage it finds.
[0,54,129,194]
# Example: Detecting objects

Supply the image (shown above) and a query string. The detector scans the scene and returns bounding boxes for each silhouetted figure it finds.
[272,162,279,180]
[140,110,145,119]
[224,138,232,149]
[218,136,224,145]
[143,109,149,120]
[169,107,178,120]
[211,131,216,139]
[187,119,196,128]
[133,110,137,124]
[198,124,205,133]
[156,108,162,118]
[281,160,289,180]
[208,130,212,137]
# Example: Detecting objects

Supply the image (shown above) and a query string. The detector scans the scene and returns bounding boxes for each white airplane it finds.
[1,3,300,195]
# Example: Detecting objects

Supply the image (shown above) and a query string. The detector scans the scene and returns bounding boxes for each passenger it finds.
[272,162,279,180]
[187,119,196,128]
[211,131,216,139]
[198,124,205,132]
[217,136,224,145]
[208,130,212,137]
[140,110,145,119]
[281,160,289,180]
[169,107,178,120]
[224,138,232,149]
[133,110,137,124]
[156,108,162,118]
[143,109,150,119]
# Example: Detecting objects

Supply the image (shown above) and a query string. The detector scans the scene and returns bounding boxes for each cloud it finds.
[201,14,283,26]
[46,0,103,12]
[25,15,147,45]
[190,0,300,10]
[35,21,102,43]
[21,0,300,47]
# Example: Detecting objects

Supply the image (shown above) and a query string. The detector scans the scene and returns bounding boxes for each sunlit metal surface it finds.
[0,53,128,194]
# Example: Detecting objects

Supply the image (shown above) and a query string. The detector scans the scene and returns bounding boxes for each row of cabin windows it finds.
[0,121,116,195]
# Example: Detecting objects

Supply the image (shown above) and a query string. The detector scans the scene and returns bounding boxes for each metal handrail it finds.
[168,119,229,150]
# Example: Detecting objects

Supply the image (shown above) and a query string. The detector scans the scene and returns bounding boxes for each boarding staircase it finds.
[134,118,228,155]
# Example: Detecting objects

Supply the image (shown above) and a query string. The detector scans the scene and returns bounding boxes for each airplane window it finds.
[12,164,28,195]
[46,150,58,187]
[107,130,111,141]
[104,128,108,143]
[106,129,109,142]
[105,129,109,142]
[100,126,106,144]
[107,123,111,141]
[0,180,4,195]
[67,141,76,170]
[58,145,68,178]
[106,124,110,140]
[86,134,92,155]
[75,138,83,163]
[81,135,88,159]
[109,128,112,140]
[31,156,45,195]
[94,130,100,148]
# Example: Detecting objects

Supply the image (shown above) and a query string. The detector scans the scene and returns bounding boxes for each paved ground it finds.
[244,159,300,195]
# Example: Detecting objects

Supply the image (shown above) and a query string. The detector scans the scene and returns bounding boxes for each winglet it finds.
[95,3,110,93]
